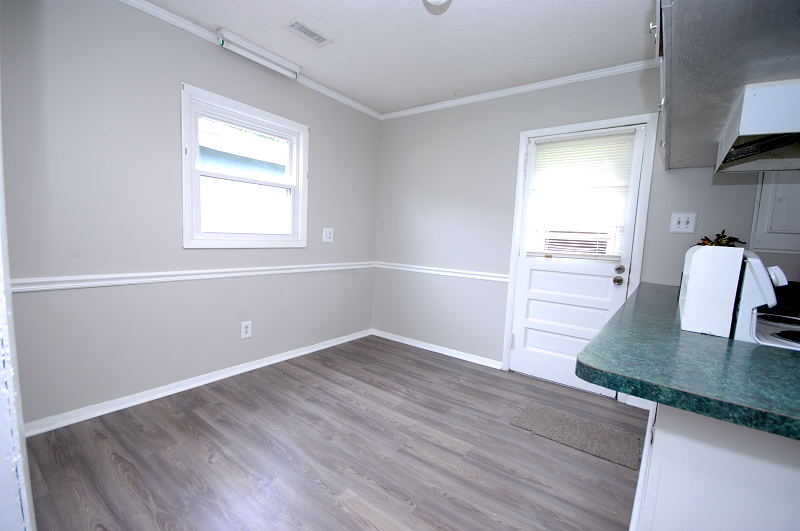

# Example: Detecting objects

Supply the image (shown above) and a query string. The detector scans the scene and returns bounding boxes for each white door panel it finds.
[527,299,610,331]
[510,120,653,396]
[515,345,613,395]
[528,292,615,312]
[526,320,600,341]
[524,328,588,355]
[530,270,616,304]
[525,257,619,274]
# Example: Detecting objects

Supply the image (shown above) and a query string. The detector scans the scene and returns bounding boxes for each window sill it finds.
[183,238,307,249]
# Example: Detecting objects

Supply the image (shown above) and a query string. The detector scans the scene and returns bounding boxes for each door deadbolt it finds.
[613,276,624,286]
[615,265,626,274]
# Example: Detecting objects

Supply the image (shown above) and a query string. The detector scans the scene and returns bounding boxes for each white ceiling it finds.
[143,0,657,114]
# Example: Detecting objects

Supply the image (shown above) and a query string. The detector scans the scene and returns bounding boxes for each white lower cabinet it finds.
[632,405,800,531]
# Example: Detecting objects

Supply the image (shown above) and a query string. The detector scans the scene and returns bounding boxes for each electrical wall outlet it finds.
[322,227,334,243]
[669,212,698,234]
[240,320,252,339]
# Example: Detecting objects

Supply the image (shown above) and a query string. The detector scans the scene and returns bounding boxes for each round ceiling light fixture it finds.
[423,0,452,14]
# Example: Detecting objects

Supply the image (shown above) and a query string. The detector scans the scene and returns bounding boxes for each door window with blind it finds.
[181,83,308,248]
[525,129,640,258]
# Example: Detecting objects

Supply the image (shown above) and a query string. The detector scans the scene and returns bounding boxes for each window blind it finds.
[197,116,292,185]
[526,132,635,257]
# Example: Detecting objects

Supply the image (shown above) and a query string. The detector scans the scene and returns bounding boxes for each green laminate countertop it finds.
[576,282,800,439]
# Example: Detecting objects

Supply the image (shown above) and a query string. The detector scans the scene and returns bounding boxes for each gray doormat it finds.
[512,401,646,470]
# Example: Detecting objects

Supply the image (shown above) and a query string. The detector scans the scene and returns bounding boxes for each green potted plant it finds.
[696,229,747,247]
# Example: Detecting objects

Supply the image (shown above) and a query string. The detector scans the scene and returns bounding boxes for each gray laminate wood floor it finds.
[28,336,644,530]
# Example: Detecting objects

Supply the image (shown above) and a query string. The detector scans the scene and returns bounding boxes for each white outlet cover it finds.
[240,320,252,339]
[322,227,334,243]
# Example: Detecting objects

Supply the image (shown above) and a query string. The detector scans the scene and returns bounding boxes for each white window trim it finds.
[180,83,309,248]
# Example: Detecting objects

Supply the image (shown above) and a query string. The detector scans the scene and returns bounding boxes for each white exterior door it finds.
[509,116,656,394]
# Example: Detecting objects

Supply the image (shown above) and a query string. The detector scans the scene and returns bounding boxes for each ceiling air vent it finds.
[288,21,330,47]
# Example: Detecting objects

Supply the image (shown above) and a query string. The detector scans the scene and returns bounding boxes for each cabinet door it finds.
[751,171,800,254]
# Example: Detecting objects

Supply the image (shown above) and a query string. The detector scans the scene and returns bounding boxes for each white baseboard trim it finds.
[369,329,504,369]
[24,329,372,437]
[24,328,505,435]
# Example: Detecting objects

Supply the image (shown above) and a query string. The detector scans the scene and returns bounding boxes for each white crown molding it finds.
[11,262,508,292]
[117,0,657,122]
[297,75,381,119]
[373,261,509,283]
[11,262,374,293]
[369,329,503,369]
[117,0,217,44]
[24,329,373,436]
[115,0,382,118]
[379,59,661,120]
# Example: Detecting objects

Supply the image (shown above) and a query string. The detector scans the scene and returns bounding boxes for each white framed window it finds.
[181,83,308,248]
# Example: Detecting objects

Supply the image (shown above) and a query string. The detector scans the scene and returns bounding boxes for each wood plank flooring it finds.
[28,336,644,530]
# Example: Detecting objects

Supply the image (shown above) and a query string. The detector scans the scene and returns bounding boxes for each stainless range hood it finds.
[716,79,800,173]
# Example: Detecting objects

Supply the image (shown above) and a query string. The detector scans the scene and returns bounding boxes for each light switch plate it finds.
[670,212,697,233]
[322,227,334,243]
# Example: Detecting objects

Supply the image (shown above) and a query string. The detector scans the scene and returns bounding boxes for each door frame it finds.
[502,113,659,371]
[0,34,35,527]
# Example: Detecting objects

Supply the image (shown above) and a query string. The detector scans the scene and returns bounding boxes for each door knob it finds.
[613,276,624,286]
[615,265,626,274]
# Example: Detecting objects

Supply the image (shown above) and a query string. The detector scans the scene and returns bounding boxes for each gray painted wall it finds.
[639,159,800,285]
[1,0,379,421]
[375,70,658,274]
[14,270,373,421]
[3,0,797,421]
[2,0,378,277]
[374,70,658,362]
[373,68,799,362]
[372,269,507,360]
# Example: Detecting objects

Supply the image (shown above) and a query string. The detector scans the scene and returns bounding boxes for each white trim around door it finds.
[502,113,659,371]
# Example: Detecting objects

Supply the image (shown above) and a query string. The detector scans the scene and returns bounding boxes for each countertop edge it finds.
[576,359,800,440]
